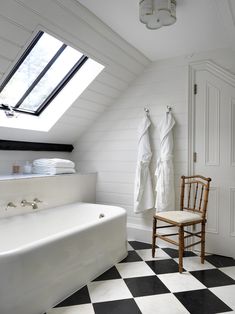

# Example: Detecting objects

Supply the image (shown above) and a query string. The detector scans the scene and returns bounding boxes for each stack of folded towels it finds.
[32,158,76,175]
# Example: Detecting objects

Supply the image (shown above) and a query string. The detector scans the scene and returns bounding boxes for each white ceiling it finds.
[77,0,235,61]
[0,0,148,144]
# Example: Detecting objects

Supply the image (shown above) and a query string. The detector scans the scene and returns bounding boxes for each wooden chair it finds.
[152,175,211,273]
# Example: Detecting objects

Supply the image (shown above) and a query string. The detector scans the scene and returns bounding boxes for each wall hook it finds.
[167,105,172,113]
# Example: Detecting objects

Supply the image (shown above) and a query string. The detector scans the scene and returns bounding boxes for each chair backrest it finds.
[180,175,211,219]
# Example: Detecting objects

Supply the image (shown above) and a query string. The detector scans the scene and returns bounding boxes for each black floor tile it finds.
[174,289,232,314]
[162,247,196,258]
[205,254,235,268]
[54,285,91,307]
[120,250,143,263]
[129,241,156,250]
[50,242,235,314]
[124,275,170,297]
[190,269,235,288]
[93,298,141,314]
[93,266,121,281]
[146,259,181,274]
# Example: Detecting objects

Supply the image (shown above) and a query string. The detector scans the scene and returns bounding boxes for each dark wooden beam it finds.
[0,140,73,152]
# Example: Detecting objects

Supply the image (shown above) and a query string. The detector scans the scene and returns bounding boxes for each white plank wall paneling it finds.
[0,0,148,142]
[73,60,188,229]
[0,0,148,172]
[1,0,235,234]
[73,50,235,231]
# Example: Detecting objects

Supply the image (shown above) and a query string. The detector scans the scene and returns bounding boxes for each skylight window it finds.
[0,30,89,116]
[0,30,104,132]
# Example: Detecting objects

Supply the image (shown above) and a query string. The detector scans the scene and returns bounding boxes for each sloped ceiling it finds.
[0,0,149,144]
[77,0,235,60]
[0,0,234,145]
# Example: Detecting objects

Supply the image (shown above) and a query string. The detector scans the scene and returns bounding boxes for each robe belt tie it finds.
[155,155,173,176]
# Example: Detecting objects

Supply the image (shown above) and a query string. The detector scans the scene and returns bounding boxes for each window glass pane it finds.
[0,32,63,107]
[18,47,83,112]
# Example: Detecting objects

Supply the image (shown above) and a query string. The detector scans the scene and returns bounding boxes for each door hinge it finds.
[194,84,198,95]
[193,152,197,163]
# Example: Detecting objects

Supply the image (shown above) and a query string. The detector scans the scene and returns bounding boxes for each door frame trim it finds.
[188,60,235,252]
[188,60,235,176]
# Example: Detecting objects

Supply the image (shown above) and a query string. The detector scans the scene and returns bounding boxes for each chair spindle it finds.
[199,185,204,211]
[193,182,199,210]
[187,183,191,208]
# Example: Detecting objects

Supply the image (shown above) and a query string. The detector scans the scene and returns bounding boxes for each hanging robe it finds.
[155,112,176,212]
[134,114,154,213]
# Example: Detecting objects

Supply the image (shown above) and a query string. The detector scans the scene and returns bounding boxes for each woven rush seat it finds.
[155,210,203,224]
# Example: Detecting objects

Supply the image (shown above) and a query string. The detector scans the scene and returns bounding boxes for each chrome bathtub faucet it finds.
[21,199,38,210]
[33,198,42,204]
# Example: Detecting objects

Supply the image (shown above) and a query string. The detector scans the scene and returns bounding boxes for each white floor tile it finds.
[47,304,95,314]
[220,266,235,280]
[174,256,216,271]
[135,293,190,314]
[158,272,206,293]
[194,251,211,256]
[156,243,170,248]
[116,261,155,278]
[136,249,171,261]
[155,241,176,249]
[88,279,132,303]
[210,285,235,310]
[127,242,134,250]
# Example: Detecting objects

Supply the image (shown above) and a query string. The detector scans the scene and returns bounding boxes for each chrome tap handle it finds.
[5,202,17,211]
[33,198,42,203]
[21,199,27,207]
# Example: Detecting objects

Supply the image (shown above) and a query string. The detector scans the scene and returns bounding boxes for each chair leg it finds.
[179,226,184,273]
[201,222,205,264]
[152,217,157,258]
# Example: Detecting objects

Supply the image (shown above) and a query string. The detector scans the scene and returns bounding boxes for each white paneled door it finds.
[194,67,235,258]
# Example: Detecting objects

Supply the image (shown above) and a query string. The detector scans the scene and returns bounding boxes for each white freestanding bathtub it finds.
[0,202,127,314]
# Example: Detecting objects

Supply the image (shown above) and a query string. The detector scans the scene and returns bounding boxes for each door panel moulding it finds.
[205,82,220,166]
[206,187,219,234]
[188,60,235,176]
[231,99,235,167]
[230,188,235,237]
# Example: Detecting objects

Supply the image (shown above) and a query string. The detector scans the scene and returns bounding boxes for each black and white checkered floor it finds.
[46,241,235,314]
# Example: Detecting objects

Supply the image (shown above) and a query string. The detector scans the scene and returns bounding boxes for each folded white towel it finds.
[33,158,75,168]
[33,166,76,175]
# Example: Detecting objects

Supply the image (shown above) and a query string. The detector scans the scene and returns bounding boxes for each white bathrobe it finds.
[134,114,154,213]
[155,112,175,212]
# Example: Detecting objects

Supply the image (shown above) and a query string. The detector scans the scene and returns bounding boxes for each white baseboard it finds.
[127,223,176,248]
[127,223,152,243]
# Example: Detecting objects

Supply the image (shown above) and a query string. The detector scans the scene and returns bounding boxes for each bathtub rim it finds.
[0,202,127,257]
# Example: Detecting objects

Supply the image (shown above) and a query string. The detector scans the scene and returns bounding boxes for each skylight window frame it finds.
[0,30,89,116]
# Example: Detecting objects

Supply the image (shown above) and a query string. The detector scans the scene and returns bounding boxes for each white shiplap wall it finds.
[0,0,149,173]
[0,0,149,144]
[73,58,189,231]
[72,49,235,235]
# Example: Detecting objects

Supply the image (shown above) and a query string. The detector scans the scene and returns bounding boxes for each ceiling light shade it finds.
[139,0,176,30]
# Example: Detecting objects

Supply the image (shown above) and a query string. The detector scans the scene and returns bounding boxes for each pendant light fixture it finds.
[139,0,176,30]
